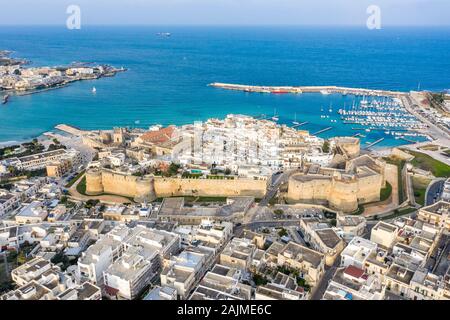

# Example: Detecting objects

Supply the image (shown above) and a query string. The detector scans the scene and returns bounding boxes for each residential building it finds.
[417,201,450,232]
[15,201,48,224]
[322,265,385,300]
[189,264,252,300]
[340,237,378,269]
[370,221,399,249]
[220,238,256,270]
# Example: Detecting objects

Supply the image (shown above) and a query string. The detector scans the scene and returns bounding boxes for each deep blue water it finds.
[1,26,450,146]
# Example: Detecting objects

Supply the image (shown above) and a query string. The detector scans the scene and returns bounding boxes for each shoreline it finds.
[1,81,427,150]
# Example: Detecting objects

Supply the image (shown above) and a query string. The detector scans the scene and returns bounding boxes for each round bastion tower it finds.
[135,177,157,202]
[85,168,104,195]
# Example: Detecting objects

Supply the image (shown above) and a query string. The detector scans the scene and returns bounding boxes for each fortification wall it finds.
[85,169,155,200]
[287,177,331,202]
[287,170,383,213]
[85,169,267,200]
[356,174,383,204]
[85,169,104,195]
[329,180,359,212]
[154,177,267,198]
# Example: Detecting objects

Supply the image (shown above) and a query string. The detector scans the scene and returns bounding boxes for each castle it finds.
[287,154,386,213]
[85,168,268,202]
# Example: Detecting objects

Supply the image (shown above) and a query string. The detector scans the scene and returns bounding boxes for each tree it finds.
[17,251,27,265]
[253,274,268,286]
[278,228,288,237]
[166,163,181,176]
[273,209,284,215]
[322,140,330,153]
[224,168,231,175]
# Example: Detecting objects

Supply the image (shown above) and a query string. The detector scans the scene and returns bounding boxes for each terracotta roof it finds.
[104,285,119,296]
[343,265,365,279]
[140,126,176,144]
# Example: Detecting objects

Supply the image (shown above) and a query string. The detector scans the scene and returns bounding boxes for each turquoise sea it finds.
[1,26,450,146]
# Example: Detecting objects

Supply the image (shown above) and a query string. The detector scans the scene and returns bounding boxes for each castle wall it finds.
[85,169,267,201]
[85,169,155,200]
[287,178,331,202]
[287,170,383,213]
[329,180,359,213]
[85,170,104,195]
[356,174,383,204]
[154,177,267,198]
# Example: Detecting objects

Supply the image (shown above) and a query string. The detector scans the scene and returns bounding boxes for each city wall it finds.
[85,169,267,201]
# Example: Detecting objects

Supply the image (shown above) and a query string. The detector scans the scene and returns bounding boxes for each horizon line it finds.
[1,23,450,28]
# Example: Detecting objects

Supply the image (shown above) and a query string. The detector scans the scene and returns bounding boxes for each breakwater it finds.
[209,82,406,97]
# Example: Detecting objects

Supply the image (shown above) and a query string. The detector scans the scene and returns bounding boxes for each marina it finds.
[313,127,333,135]
[364,137,385,149]
[292,121,309,128]
[337,96,429,143]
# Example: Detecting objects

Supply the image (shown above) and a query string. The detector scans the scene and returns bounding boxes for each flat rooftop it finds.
[19,148,67,163]
[315,229,342,249]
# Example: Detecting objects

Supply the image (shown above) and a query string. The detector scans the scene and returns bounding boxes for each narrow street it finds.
[311,258,340,300]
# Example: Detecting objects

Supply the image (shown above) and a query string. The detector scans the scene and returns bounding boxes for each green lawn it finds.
[380,182,392,202]
[412,176,432,206]
[383,157,406,203]
[407,150,450,177]
[196,196,227,203]
[76,177,87,195]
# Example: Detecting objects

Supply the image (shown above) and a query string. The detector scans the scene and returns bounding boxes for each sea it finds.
[1,26,450,147]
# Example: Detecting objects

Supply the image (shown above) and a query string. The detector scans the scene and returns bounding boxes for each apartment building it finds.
[322,265,385,300]
[340,237,378,270]
[370,221,400,249]
[220,238,256,270]
[417,201,450,232]
[274,241,326,288]
[189,264,252,300]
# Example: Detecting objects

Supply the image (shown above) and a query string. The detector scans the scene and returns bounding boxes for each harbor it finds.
[209,82,431,148]
[209,82,406,97]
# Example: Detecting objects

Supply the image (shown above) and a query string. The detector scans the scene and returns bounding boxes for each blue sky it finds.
[0,0,449,26]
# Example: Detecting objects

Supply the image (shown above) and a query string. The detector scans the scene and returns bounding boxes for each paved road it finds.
[0,251,10,283]
[244,171,292,223]
[311,258,340,300]
[426,179,445,206]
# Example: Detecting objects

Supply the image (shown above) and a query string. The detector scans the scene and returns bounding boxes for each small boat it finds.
[92,87,97,94]
[271,89,289,94]
[157,32,171,37]
[320,90,331,95]
[293,113,299,125]
[2,94,9,105]
[272,108,279,121]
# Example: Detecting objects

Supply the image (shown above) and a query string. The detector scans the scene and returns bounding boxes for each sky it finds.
[0,0,449,26]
